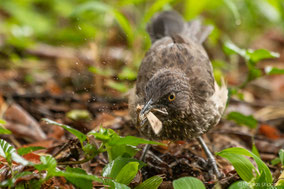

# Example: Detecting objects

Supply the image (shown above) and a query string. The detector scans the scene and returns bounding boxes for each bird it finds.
[128,10,228,178]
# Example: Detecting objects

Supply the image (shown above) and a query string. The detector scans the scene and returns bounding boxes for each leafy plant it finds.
[41,118,163,188]
[217,147,275,188]
[88,126,163,161]
[0,139,31,187]
[73,1,134,46]
[224,42,280,130]
[0,118,164,188]
[223,41,280,89]
[0,139,30,166]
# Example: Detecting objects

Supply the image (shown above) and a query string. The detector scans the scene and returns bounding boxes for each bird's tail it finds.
[147,10,213,44]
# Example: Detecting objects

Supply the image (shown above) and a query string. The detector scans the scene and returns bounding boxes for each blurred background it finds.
[0,0,283,99]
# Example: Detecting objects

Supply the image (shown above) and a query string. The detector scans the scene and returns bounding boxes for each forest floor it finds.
[0,28,284,188]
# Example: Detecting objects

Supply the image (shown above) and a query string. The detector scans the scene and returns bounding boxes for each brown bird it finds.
[129,10,228,178]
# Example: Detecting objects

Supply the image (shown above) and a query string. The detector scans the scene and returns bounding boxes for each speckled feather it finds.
[129,11,228,141]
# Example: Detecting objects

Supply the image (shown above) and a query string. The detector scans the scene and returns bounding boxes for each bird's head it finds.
[139,68,191,122]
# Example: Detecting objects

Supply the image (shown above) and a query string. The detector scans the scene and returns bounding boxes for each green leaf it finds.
[66,109,91,121]
[17,146,45,156]
[72,1,110,15]
[103,179,130,189]
[0,120,11,135]
[173,177,205,189]
[228,181,250,189]
[102,157,144,179]
[106,80,129,93]
[134,175,163,189]
[0,126,11,135]
[111,9,134,46]
[217,147,273,183]
[223,41,246,57]
[0,139,29,165]
[224,42,279,63]
[219,153,256,182]
[0,119,6,125]
[265,66,284,75]
[15,184,26,189]
[255,0,281,22]
[24,179,42,189]
[55,170,102,183]
[251,142,260,158]
[42,118,86,145]
[184,0,214,20]
[247,67,262,82]
[118,67,137,80]
[142,0,173,26]
[90,128,163,146]
[89,132,111,141]
[109,144,139,160]
[224,0,241,25]
[89,128,163,160]
[279,149,284,166]
[275,171,284,186]
[115,162,139,185]
[82,143,97,156]
[110,136,164,146]
[73,2,134,46]
[88,127,117,142]
[34,155,57,177]
[271,157,280,166]
[111,136,164,160]
[227,112,258,128]
[64,167,93,189]
[254,171,267,189]
[14,171,33,179]
[246,49,279,63]
[88,66,114,77]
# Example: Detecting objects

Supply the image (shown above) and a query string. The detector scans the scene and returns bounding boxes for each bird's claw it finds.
[207,157,223,179]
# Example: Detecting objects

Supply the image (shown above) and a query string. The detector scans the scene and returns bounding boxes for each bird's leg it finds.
[140,144,151,161]
[197,136,222,179]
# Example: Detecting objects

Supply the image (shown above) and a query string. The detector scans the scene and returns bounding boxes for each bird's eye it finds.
[168,93,175,102]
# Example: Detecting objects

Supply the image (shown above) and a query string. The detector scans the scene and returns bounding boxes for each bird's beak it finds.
[139,99,153,121]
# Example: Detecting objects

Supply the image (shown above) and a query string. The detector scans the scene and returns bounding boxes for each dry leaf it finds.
[146,112,162,135]
[258,124,281,139]
[3,104,47,141]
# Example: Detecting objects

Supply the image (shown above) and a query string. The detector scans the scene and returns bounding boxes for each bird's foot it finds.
[197,136,223,180]
[207,156,224,180]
